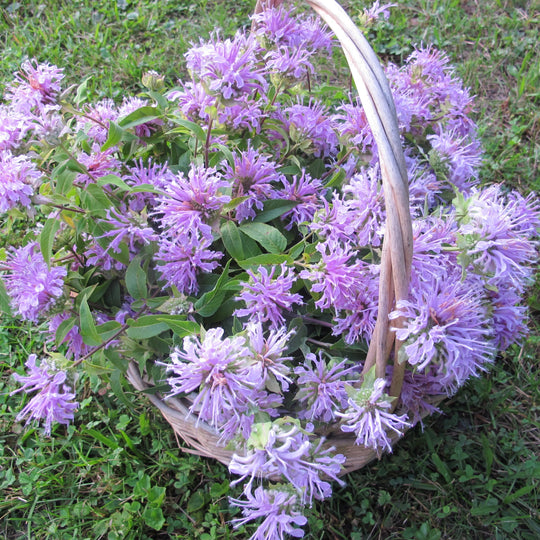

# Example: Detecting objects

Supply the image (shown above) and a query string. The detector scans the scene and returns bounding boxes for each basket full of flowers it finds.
[3,0,539,537]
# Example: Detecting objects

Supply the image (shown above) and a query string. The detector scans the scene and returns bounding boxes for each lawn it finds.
[1,0,538,538]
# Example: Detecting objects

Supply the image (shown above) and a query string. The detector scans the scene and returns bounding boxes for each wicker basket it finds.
[126,0,417,476]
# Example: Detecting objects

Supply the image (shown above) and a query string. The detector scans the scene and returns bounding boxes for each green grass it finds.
[1,0,538,538]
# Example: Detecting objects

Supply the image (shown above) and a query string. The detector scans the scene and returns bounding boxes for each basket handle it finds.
[305,0,413,401]
[253,0,413,401]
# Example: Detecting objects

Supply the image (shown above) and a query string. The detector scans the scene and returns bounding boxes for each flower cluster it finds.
[2,2,538,539]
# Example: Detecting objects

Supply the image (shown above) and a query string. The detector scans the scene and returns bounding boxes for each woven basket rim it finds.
[126,0,415,476]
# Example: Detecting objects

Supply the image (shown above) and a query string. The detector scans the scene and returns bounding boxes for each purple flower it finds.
[396,368,444,427]
[273,98,339,158]
[169,81,215,123]
[186,31,267,101]
[299,237,380,343]
[47,313,91,360]
[122,158,174,212]
[361,1,396,24]
[84,236,126,272]
[230,486,308,540]
[252,5,333,54]
[98,206,157,259]
[410,215,457,288]
[245,322,293,392]
[155,233,222,295]
[487,285,529,350]
[294,352,359,422]
[223,147,282,222]
[0,105,29,151]
[229,419,345,504]
[76,99,119,144]
[278,171,326,230]
[1,242,66,322]
[0,149,42,213]
[406,153,445,212]
[155,164,230,241]
[337,375,411,455]
[458,185,539,288]
[300,238,367,311]
[343,166,387,246]
[11,354,78,436]
[162,328,265,441]
[235,264,303,329]
[428,128,482,191]
[6,59,64,113]
[264,46,315,81]
[390,270,495,393]
[333,99,376,155]
[75,145,121,187]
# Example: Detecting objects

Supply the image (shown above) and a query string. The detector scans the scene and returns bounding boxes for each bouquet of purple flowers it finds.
[2,0,538,537]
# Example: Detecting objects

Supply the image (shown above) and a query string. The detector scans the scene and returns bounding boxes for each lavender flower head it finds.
[337,370,411,455]
[162,328,259,434]
[245,322,293,392]
[273,98,339,159]
[155,232,222,295]
[390,270,496,393]
[229,418,345,505]
[0,105,29,151]
[294,352,359,422]
[11,354,78,436]
[252,4,333,54]
[235,264,303,329]
[456,185,540,288]
[230,485,307,540]
[278,171,326,230]
[6,59,64,113]
[186,31,267,101]
[1,242,66,322]
[76,99,118,144]
[222,147,282,222]
[0,150,42,213]
[155,164,230,241]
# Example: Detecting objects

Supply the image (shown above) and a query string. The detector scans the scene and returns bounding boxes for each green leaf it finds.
[55,316,76,347]
[126,316,169,339]
[118,106,160,129]
[325,167,347,188]
[237,253,293,270]
[187,492,207,513]
[125,256,148,300]
[53,163,76,195]
[40,217,61,267]
[96,320,122,341]
[80,183,113,214]
[0,278,12,315]
[220,220,245,261]
[253,199,298,223]
[101,121,125,151]
[212,143,235,167]
[156,317,199,337]
[169,117,207,143]
[96,174,132,192]
[194,260,238,317]
[431,453,452,484]
[239,222,287,254]
[110,368,135,411]
[142,506,165,531]
[79,296,103,347]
